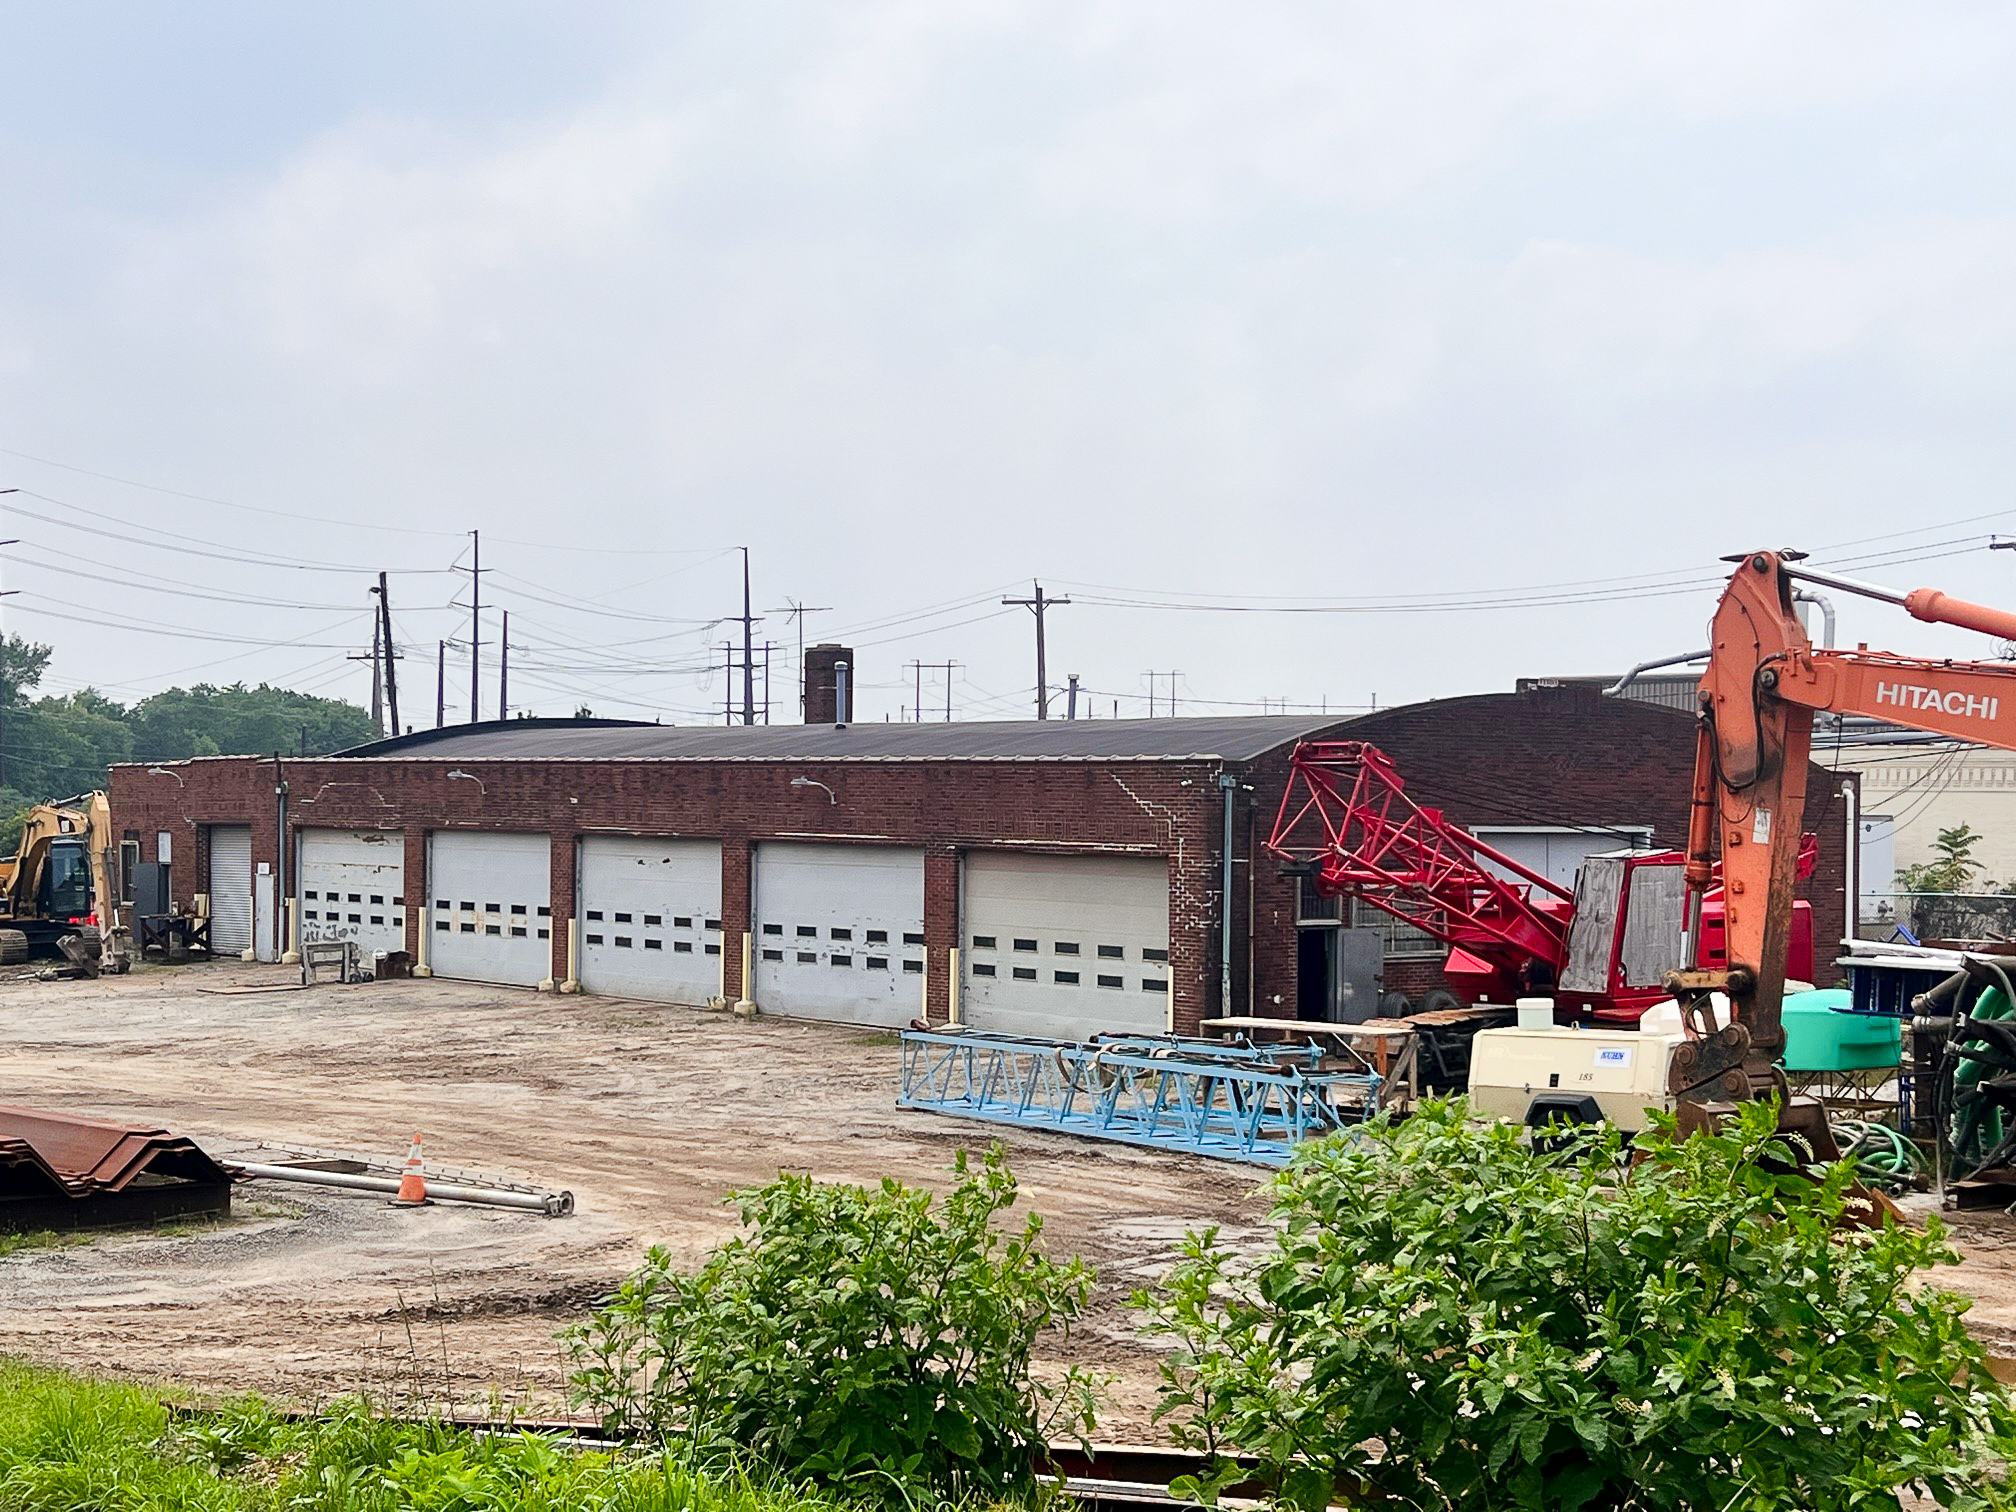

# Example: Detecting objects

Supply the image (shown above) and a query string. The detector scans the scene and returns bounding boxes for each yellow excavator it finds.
[0,791,120,966]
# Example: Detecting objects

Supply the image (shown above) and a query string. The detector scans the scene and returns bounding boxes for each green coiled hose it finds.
[1945,981,2016,1182]
[1830,1117,1925,1193]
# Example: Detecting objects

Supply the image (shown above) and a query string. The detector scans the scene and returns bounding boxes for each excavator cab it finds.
[37,837,94,924]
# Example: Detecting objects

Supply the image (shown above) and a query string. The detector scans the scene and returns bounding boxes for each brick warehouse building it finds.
[105,681,1853,1035]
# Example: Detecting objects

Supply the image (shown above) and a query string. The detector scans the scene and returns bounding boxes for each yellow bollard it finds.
[947,947,961,1026]
[560,917,580,993]
[414,906,433,977]
[733,932,756,1017]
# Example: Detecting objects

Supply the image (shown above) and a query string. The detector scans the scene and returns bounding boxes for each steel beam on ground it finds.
[896,1030,1378,1166]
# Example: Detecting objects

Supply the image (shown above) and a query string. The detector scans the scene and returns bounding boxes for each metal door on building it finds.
[205,824,253,955]
[298,828,406,959]
[961,852,1170,1040]
[578,836,722,1004]
[752,841,925,1027]
[427,831,553,987]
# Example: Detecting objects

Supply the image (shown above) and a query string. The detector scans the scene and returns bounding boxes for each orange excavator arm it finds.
[1681,549,2016,1112]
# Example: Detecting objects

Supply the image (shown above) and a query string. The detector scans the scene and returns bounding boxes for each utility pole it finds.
[349,622,384,737]
[466,529,482,724]
[910,660,923,722]
[499,609,509,721]
[436,641,446,728]
[370,615,383,733]
[373,571,401,737]
[0,503,20,793]
[942,660,956,721]
[739,547,757,726]
[1003,579,1070,719]
[767,599,832,718]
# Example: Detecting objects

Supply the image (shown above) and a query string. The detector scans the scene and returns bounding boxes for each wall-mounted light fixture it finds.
[789,776,836,804]
[446,769,487,794]
[146,766,185,787]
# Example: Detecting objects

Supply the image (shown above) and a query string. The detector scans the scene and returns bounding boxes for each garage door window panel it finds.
[961,852,1170,1041]
[578,837,723,1006]
[752,842,925,1028]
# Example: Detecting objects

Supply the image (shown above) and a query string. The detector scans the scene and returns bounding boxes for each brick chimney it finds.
[804,644,854,724]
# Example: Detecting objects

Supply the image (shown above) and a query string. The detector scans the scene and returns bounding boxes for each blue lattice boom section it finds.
[897,1029,1381,1166]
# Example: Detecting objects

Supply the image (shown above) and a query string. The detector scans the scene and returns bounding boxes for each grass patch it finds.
[0,1230,91,1260]
[0,1361,872,1512]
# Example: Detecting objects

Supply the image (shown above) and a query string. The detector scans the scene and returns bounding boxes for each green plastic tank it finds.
[1780,987,1901,1072]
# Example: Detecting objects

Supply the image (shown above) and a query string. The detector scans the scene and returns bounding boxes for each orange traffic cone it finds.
[389,1132,432,1207]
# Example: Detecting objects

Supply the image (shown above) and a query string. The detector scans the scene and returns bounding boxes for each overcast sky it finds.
[5,2,2016,729]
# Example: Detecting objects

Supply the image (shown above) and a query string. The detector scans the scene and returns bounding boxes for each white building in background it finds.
[1819,733,2016,894]
[1575,671,2007,929]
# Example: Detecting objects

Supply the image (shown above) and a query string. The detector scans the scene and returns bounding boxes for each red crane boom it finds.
[1267,739,1815,1020]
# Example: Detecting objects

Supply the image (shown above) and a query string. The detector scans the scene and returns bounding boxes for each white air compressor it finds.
[1466,997,1683,1133]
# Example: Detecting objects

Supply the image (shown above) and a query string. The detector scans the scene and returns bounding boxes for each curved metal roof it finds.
[328,714,1354,764]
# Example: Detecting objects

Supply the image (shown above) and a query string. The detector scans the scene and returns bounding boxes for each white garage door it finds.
[428,831,552,987]
[299,828,406,959]
[753,842,925,1027]
[206,825,252,954]
[579,836,723,1004]
[962,853,1171,1040]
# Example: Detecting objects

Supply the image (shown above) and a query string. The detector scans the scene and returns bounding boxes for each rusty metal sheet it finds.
[0,1105,232,1199]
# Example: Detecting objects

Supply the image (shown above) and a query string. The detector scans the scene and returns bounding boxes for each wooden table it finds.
[1201,1016,1421,1106]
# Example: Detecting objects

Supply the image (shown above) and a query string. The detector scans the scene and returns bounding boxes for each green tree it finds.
[0,633,376,802]
[10,689,134,799]
[0,633,51,710]
[127,683,377,763]
[1142,1099,2016,1512]
[1899,823,1988,894]
[566,1147,1098,1504]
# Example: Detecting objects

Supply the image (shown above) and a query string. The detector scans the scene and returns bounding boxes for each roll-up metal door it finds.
[961,852,1170,1039]
[753,842,924,1027]
[578,836,722,1003]
[427,831,552,987]
[206,825,253,954]
[299,828,406,959]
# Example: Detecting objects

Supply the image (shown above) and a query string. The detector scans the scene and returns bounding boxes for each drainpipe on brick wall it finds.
[275,758,298,964]
[1841,778,1859,941]
[1219,773,1237,1018]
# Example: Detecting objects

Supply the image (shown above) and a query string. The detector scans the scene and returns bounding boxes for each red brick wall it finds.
[109,689,1857,1034]
[109,752,1237,1032]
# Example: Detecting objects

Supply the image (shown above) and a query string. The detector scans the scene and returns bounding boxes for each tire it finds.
[1419,988,1464,1016]
[1377,990,1412,1018]
[0,929,27,965]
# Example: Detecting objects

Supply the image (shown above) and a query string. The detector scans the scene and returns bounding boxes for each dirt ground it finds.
[0,962,1272,1434]
[3,962,2015,1439]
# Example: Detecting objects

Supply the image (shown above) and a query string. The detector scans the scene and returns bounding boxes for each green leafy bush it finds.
[567,1146,1097,1503]
[1140,1099,2016,1512]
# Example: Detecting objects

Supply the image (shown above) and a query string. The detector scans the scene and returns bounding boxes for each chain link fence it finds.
[1859,892,2016,944]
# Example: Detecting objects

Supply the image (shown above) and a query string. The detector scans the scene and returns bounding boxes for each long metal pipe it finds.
[234,1162,574,1216]
[1604,649,1709,697]
[1791,588,1837,649]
